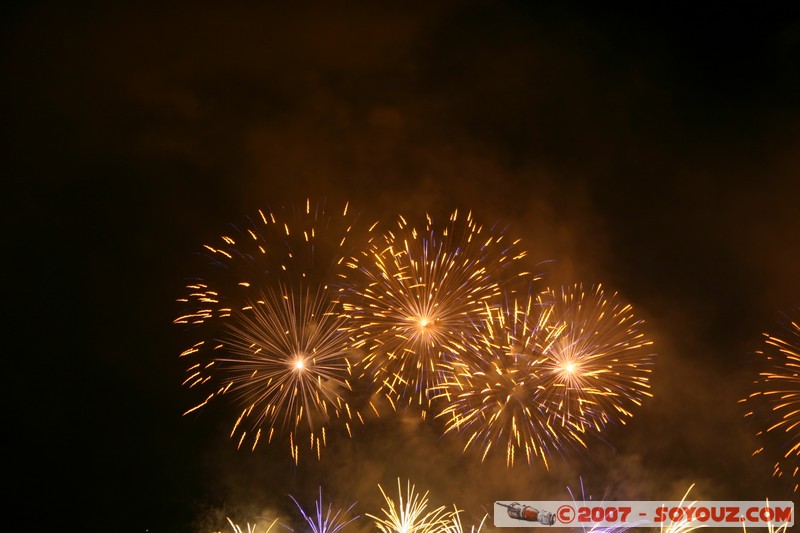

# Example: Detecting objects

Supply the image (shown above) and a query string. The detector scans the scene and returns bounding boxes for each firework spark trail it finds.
[341,209,530,415]
[741,306,800,492]
[289,487,359,533]
[536,284,655,434]
[434,289,585,468]
[175,200,378,462]
[367,478,454,533]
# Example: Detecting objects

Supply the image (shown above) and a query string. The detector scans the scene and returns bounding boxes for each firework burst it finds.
[434,290,578,468]
[341,209,529,414]
[435,283,654,467]
[741,306,800,492]
[535,283,655,434]
[210,285,365,461]
[289,487,359,533]
[367,478,454,533]
[175,200,377,462]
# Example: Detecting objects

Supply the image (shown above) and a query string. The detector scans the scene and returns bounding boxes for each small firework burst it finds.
[741,306,800,492]
[367,478,454,533]
[289,487,359,533]
[341,209,529,414]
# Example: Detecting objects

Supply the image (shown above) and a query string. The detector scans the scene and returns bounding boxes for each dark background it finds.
[4,2,800,531]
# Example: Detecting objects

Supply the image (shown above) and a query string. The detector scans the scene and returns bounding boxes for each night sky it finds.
[5,2,800,532]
